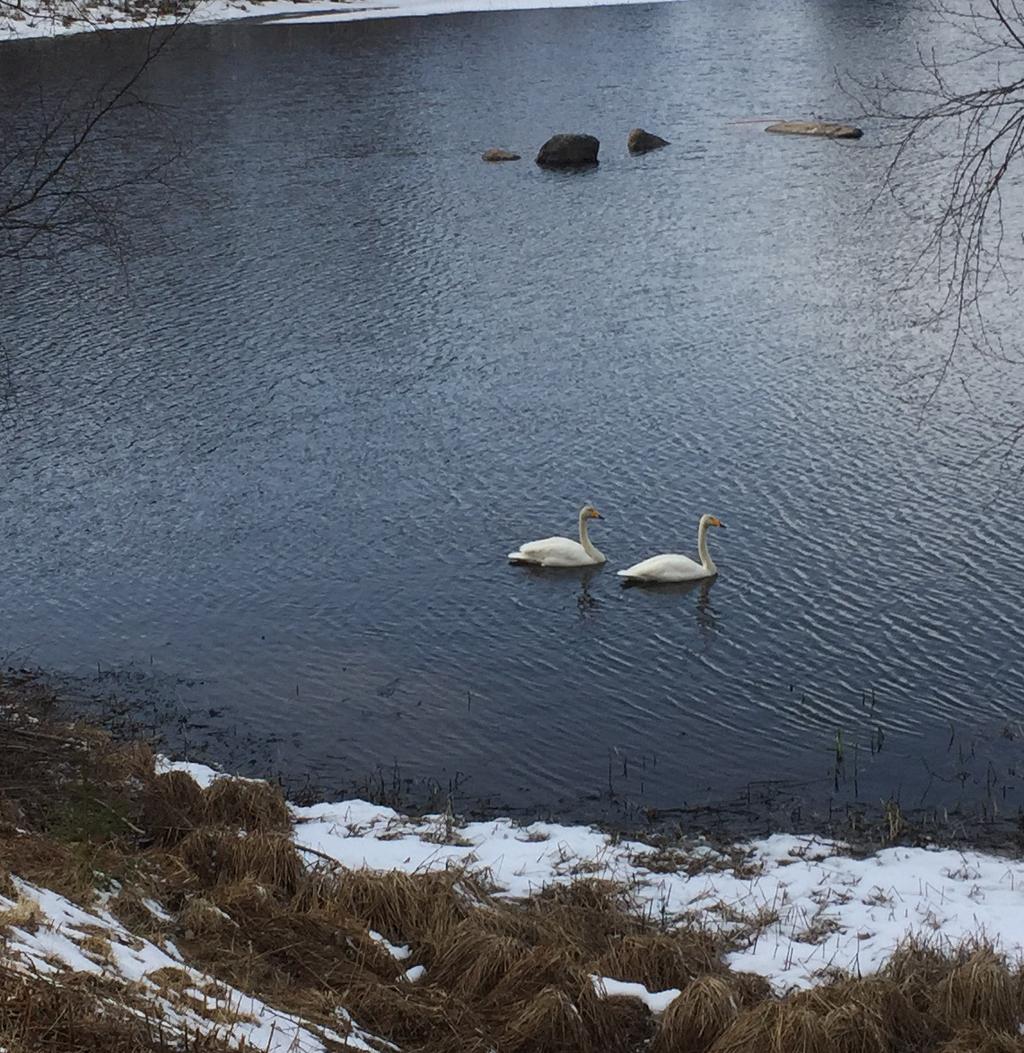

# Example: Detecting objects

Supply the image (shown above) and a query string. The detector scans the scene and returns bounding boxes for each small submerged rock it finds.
[627,128,670,154]
[481,148,521,162]
[535,133,600,168]
[765,120,863,140]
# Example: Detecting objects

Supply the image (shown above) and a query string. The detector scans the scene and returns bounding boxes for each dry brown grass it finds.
[729,970,773,1007]
[0,829,104,907]
[293,864,488,952]
[937,1027,1024,1052]
[595,931,722,990]
[0,963,235,1053]
[203,776,291,832]
[141,770,205,845]
[0,868,17,900]
[79,932,116,964]
[177,827,304,894]
[0,895,44,933]
[498,980,598,1053]
[708,1001,831,1053]
[98,739,157,783]
[9,697,1024,1053]
[819,1002,890,1053]
[791,974,934,1049]
[107,886,172,942]
[179,896,234,939]
[428,925,532,999]
[883,936,959,999]
[653,974,741,1053]
[934,946,1020,1031]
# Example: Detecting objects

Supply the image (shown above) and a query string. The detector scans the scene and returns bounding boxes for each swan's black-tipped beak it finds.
[718,522,726,529]
[594,512,604,520]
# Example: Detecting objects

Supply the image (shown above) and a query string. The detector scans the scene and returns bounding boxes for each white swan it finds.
[617,514,725,582]
[508,505,606,567]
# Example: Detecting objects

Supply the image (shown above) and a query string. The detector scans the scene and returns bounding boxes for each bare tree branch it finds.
[849,0,1024,411]
[0,22,187,269]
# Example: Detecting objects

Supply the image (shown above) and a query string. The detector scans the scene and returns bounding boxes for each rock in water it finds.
[481,148,521,162]
[627,128,670,154]
[765,120,863,140]
[535,133,600,168]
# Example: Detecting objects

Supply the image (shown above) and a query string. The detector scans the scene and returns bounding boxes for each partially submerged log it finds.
[481,148,521,162]
[765,120,863,140]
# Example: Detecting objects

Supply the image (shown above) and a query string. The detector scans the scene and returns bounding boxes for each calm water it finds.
[2,0,1023,830]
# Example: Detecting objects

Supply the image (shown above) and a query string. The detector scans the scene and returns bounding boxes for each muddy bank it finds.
[10,667,1023,857]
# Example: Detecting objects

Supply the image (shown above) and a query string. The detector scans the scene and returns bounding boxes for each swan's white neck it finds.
[697,517,717,575]
[579,512,603,562]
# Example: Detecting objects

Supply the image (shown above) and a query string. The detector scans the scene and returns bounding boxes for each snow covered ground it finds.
[0,0,677,42]
[0,874,388,1052]
[169,759,1024,993]
[5,754,1024,1050]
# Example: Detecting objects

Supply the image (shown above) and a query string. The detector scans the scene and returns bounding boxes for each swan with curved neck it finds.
[508,505,606,567]
[617,514,725,582]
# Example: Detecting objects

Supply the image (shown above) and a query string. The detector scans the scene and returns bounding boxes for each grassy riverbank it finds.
[6,691,1024,1052]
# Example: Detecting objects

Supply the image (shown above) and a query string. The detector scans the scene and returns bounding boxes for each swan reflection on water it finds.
[622,575,721,642]
[517,562,606,617]
[516,561,720,637]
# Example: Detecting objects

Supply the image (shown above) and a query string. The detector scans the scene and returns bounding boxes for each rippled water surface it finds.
[2,0,1023,828]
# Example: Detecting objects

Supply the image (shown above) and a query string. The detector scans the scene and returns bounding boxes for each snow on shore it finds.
[261,0,676,27]
[165,759,1024,992]
[6,754,1024,1048]
[0,0,676,42]
[0,876,387,1052]
[0,0,342,41]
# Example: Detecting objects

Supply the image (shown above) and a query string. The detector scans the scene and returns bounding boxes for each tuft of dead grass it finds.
[203,777,291,833]
[179,896,234,939]
[79,932,116,964]
[0,868,17,900]
[708,1001,831,1053]
[428,925,532,1000]
[293,865,486,950]
[791,974,935,1049]
[653,974,740,1053]
[597,995,658,1052]
[820,1002,890,1053]
[99,740,157,783]
[0,894,44,932]
[883,936,959,1002]
[176,828,304,895]
[729,970,773,1007]
[595,932,722,991]
[933,946,1019,1032]
[500,983,592,1053]
[937,1027,1024,1052]
[481,943,587,1009]
[141,771,206,846]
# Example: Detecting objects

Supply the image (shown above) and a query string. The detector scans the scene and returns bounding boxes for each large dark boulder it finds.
[535,133,600,168]
[481,148,521,162]
[628,128,670,154]
[766,120,863,140]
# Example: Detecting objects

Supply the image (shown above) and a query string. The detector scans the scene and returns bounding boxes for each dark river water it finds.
[2,0,1023,832]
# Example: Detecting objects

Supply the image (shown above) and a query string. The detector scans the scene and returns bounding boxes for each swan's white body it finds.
[617,514,724,582]
[508,506,606,567]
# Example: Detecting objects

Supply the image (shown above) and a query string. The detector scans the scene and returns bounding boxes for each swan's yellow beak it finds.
[709,516,725,528]
[591,509,604,520]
